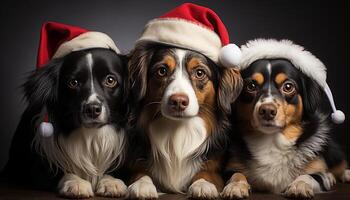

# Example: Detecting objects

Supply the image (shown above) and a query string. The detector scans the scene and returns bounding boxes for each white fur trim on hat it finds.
[53,31,120,59]
[137,18,223,65]
[239,39,326,87]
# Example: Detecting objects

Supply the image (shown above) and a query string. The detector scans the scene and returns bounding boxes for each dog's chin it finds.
[254,120,283,134]
[161,109,197,121]
[81,120,107,129]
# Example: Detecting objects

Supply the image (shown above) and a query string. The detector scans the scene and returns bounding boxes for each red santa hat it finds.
[239,39,345,124]
[36,22,119,137]
[136,3,241,68]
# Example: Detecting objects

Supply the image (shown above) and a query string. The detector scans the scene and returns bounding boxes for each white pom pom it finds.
[218,43,242,68]
[331,110,345,124]
[38,122,54,137]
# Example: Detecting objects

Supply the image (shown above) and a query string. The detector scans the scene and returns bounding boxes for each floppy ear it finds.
[217,68,243,115]
[300,75,329,117]
[22,59,61,110]
[128,43,155,103]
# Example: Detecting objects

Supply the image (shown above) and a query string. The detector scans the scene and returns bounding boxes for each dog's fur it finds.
[2,48,129,198]
[222,59,349,199]
[126,43,242,199]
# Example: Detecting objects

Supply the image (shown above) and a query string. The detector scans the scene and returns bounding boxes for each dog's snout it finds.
[84,103,102,119]
[259,103,277,121]
[168,93,189,112]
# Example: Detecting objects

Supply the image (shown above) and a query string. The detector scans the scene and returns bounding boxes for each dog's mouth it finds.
[82,121,107,128]
[253,119,284,134]
[161,109,194,121]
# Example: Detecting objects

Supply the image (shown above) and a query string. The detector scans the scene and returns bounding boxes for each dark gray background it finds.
[0,0,348,170]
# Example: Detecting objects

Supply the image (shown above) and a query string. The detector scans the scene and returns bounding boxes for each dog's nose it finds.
[168,93,189,112]
[84,103,102,119]
[259,103,277,120]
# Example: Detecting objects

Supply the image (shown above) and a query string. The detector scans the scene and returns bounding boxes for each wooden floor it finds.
[0,183,349,200]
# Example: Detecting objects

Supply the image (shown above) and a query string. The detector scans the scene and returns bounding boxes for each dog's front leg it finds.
[283,172,336,199]
[95,174,127,198]
[221,172,250,199]
[188,160,223,199]
[127,173,158,199]
[58,173,94,198]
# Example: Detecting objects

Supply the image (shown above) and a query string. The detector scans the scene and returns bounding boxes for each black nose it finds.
[84,103,102,119]
[259,103,277,120]
[168,93,189,112]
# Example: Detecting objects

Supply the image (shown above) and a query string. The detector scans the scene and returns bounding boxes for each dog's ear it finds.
[300,74,329,116]
[217,67,243,115]
[23,59,62,109]
[128,43,155,102]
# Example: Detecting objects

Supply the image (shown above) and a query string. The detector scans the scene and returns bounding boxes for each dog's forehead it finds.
[242,59,300,83]
[61,49,123,74]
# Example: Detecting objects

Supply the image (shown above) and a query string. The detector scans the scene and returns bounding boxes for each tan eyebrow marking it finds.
[275,73,288,85]
[162,55,176,72]
[252,73,264,85]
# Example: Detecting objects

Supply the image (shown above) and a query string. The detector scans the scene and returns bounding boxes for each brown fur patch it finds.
[252,73,264,85]
[187,57,202,70]
[284,95,303,124]
[275,73,288,85]
[304,158,328,174]
[329,160,348,180]
[283,124,303,141]
[187,57,217,134]
[229,173,248,183]
[158,55,176,72]
[191,159,224,191]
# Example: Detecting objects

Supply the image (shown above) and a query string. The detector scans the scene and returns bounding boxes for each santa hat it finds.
[239,39,345,124]
[36,22,120,137]
[136,3,241,68]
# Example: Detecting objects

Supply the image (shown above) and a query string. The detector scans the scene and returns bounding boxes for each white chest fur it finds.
[244,133,303,193]
[148,117,208,193]
[34,125,125,188]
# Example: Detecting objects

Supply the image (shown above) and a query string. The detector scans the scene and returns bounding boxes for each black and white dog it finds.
[2,48,129,198]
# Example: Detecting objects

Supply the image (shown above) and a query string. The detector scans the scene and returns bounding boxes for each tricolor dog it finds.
[2,22,129,198]
[126,3,243,199]
[222,39,348,199]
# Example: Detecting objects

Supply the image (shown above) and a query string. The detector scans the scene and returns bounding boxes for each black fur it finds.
[1,48,128,189]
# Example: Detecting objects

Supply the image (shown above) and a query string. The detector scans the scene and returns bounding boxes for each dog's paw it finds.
[128,175,158,199]
[326,172,337,188]
[221,181,250,199]
[188,178,219,199]
[341,169,350,183]
[96,175,127,197]
[283,180,314,199]
[58,174,94,198]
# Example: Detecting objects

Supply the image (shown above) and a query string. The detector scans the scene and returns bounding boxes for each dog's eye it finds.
[246,82,257,92]
[68,79,79,89]
[156,66,168,77]
[282,81,295,95]
[104,75,118,88]
[195,69,206,80]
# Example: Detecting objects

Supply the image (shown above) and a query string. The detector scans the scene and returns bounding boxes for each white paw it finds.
[96,175,127,197]
[128,175,158,199]
[326,172,337,188]
[221,181,250,199]
[58,174,93,198]
[283,180,314,199]
[188,179,219,199]
[341,169,350,183]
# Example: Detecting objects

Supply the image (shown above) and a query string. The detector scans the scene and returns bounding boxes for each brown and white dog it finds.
[222,39,349,199]
[126,43,242,199]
